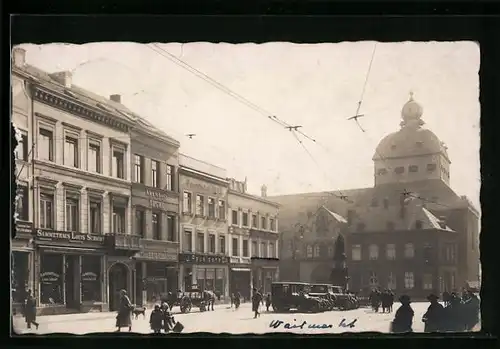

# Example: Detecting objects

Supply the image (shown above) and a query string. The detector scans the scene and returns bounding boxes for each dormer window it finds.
[395,166,405,174]
[409,165,419,173]
[415,220,423,229]
[377,168,388,176]
[426,163,437,172]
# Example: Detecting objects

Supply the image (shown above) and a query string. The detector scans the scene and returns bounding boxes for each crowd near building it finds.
[272,93,480,299]
[11,47,280,315]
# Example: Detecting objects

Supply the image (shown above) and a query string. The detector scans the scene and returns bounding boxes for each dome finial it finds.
[409,90,414,101]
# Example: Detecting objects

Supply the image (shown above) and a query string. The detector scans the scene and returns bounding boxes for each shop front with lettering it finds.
[12,222,35,315]
[179,253,230,300]
[33,229,107,314]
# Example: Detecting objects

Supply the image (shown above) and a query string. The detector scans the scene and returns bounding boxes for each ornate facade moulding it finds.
[33,87,130,133]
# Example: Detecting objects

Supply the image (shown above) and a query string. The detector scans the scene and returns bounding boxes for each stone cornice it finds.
[33,86,130,133]
[228,189,281,208]
[131,127,180,149]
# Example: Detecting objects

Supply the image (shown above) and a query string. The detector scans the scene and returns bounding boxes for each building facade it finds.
[129,117,180,306]
[271,93,480,299]
[227,181,280,299]
[178,155,230,300]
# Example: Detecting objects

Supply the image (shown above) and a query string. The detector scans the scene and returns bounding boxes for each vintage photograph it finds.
[11,41,480,334]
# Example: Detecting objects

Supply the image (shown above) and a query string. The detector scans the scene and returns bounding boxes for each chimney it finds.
[110,94,121,103]
[49,71,72,88]
[12,47,26,68]
[261,184,267,198]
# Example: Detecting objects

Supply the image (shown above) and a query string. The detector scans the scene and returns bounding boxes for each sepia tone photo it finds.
[11,41,480,335]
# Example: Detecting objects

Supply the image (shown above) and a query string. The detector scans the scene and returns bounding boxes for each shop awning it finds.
[231,267,251,272]
[37,245,102,254]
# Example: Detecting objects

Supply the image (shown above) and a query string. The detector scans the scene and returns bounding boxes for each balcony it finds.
[105,233,142,253]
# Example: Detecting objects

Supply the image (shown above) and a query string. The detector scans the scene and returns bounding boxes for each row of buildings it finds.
[11,47,280,315]
[270,92,481,299]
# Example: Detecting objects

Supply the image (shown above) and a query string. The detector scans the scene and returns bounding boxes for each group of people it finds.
[231,288,272,317]
[369,289,395,313]
[391,290,480,333]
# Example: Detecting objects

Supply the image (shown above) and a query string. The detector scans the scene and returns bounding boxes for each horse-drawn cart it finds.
[163,288,214,313]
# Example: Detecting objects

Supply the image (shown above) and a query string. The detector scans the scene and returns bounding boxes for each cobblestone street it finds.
[13,303,435,335]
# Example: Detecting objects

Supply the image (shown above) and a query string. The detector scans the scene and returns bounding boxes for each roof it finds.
[322,206,347,223]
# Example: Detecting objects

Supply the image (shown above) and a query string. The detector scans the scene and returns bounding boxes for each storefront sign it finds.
[146,189,168,210]
[35,229,105,243]
[40,271,60,282]
[135,251,178,262]
[184,179,223,195]
[81,272,98,281]
[15,221,33,234]
[179,253,229,265]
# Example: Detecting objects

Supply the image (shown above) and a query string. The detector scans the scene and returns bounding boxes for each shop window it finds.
[40,193,54,229]
[252,240,258,257]
[197,232,205,253]
[196,268,205,291]
[183,192,192,213]
[205,269,215,291]
[386,244,396,260]
[219,235,226,254]
[81,255,101,302]
[242,212,248,226]
[215,268,225,296]
[242,239,249,257]
[196,195,205,216]
[351,245,361,261]
[40,253,64,304]
[166,165,174,191]
[65,197,79,232]
[369,244,379,260]
[38,128,54,162]
[209,234,216,253]
[252,214,257,228]
[232,238,239,256]
[423,273,433,290]
[11,252,29,303]
[152,212,161,240]
[183,230,192,252]
[404,271,415,289]
[112,148,125,179]
[218,200,225,220]
[15,185,29,221]
[261,242,268,258]
[112,206,126,234]
[88,141,101,173]
[208,198,215,218]
[167,215,175,241]
[64,136,79,168]
[135,209,145,237]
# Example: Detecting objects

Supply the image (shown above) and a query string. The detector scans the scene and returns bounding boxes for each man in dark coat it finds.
[23,289,39,330]
[115,289,133,332]
[442,293,466,332]
[391,295,414,333]
[463,290,480,331]
[369,289,381,312]
[251,287,263,319]
[388,290,395,312]
[381,290,391,313]
[422,294,445,332]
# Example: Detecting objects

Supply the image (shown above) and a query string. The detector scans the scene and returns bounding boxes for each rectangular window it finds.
[40,194,53,229]
[208,198,215,218]
[261,216,267,230]
[231,210,238,225]
[112,206,125,234]
[196,195,204,216]
[219,235,226,254]
[351,245,362,261]
[242,239,249,257]
[197,232,205,253]
[386,244,396,260]
[112,149,125,179]
[64,136,79,168]
[88,142,101,173]
[404,272,415,289]
[151,160,159,188]
[314,245,320,257]
[65,197,79,232]
[209,234,216,253]
[242,212,248,226]
[270,218,276,231]
[261,242,267,258]
[166,165,174,191]
[15,186,29,221]
[135,209,145,237]
[252,240,258,257]
[81,255,102,302]
[252,214,257,228]
[152,212,161,240]
[269,243,275,258]
[89,200,101,234]
[39,129,53,162]
[409,165,419,173]
[184,230,192,252]
[369,245,379,260]
[183,192,192,213]
[15,133,28,161]
[387,272,396,290]
[232,238,238,256]
[167,215,175,241]
[218,200,225,220]
[404,243,415,258]
[423,273,433,290]
[134,155,143,183]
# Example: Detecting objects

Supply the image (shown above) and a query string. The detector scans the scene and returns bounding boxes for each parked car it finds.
[271,282,322,313]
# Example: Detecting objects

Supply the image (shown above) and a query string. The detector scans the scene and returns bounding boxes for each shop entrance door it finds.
[109,263,128,311]
[64,255,78,309]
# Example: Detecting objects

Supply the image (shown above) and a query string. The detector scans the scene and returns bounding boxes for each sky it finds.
[18,42,480,209]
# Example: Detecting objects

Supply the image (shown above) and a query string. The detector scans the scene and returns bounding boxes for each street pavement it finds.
[13,302,475,335]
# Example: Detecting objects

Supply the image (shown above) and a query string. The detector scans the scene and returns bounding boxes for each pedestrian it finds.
[150,304,163,334]
[442,291,451,307]
[234,292,241,310]
[115,289,133,332]
[381,290,390,313]
[388,289,395,312]
[390,295,414,333]
[442,293,466,332]
[369,289,381,312]
[252,287,263,319]
[162,302,175,333]
[265,293,272,312]
[230,293,235,308]
[462,290,480,331]
[422,294,445,332]
[23,289,39,330]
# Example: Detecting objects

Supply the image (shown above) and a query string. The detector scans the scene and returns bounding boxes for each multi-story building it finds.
[227,180,280,299]
[271,93,480,299]
[178,154,230,300]
[11,47,140,314]
[129,116,180,306]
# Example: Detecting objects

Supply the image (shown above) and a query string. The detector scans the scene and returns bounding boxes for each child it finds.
[150,304,163,334]
[265,293,272,312]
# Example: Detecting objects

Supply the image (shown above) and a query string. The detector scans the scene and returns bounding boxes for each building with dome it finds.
[270,93,480,299]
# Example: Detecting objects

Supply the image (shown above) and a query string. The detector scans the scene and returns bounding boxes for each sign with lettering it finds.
[81,272,98,281]
[184,179,223,196]
[179,253,229,265]
[40,272,59,282]
[35,229,105,243]
[146,189,168,210]
[15,221,33,234]
[135,251,178,262]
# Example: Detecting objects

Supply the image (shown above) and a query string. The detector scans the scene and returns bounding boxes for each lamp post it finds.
[292,223,305,282]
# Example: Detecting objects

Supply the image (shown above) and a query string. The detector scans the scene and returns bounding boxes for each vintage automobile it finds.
[309,284,337,311]
[271,282,322,313]
[330,286,359,310]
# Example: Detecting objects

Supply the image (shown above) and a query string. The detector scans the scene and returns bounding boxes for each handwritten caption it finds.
[269,318,357,330]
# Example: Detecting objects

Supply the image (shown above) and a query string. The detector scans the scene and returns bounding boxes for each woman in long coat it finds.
[391,295,414,333]
[115,289,133,332]
[422,294,445,332]
[24,289,39,330]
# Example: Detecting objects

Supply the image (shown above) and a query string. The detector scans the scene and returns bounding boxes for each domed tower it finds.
[373,92,451,187]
